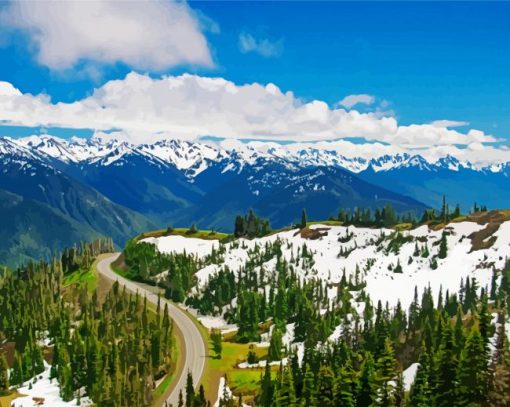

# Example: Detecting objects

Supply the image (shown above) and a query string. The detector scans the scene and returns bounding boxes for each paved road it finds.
[96,253,207,407]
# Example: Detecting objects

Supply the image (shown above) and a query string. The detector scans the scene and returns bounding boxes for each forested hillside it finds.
[118,208,510,406]
[0,238,174,406]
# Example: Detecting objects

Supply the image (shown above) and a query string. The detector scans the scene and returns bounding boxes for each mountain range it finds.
[1,134,509,265]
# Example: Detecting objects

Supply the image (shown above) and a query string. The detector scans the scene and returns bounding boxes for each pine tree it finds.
[301,364,317,406]
[268,326,283,361]
[234,216,246,238]
[10,352,24,387]
[335,360,355,407]
[317,366,336,407]
[258,362,274,407]
[247,344,258,365]
[275,367,296,406]
[455,329,490,406]
[185,372,195,407]
[211,329,223,358]
[432,325,458,407]
[408,348,431,407]
[357,353,376,407]
[300,209,308,229]
[0,354,9,395]
[394,371,405,407]
[178,389,184,407]
[195,384,207,407]
[438,231,448,259]
[478,294,492,346]
[441,195,448,223]
[376,338,398,407]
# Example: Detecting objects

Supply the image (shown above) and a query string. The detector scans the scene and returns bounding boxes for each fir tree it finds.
[301,364,317,406]
[335,360,356,407]
[275,367,296,406]
[455,329,490,406]
[0,354,9,395]
[376,338,398,407]
[432,325,458,407]
[300,209,308,229]
[185,372,195,407]
[211,329,223,358]
[357,353,376,407]
[317,366,336,407]
[268,326,283,361]
[408,349,432,407]
[438,231,448,259]
[10,352,23,387]
[258,362,274,407]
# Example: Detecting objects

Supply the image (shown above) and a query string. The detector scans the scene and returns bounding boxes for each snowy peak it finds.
[2,136,509,176]
[0,136,42,161]
[18,135,78,162]
[139,139,225,176]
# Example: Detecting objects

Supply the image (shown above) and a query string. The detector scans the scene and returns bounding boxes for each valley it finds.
[3,134,510,266]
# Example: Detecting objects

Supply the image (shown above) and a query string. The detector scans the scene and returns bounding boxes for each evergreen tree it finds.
[10,352,23,387]
[0,354,9,395]
[211,329,223,358]
[300,209,308,229]
[376,338,398,407]
[275,367,296,406]
[317,366,336,407]
[432,325,458,407]
[438,231,448,259]
[408,348,431,407]
[268,327,283,361]
[455,329,490,406]
[185,372,195,407]
[258,362,274,407]
[335,360,356,407]
[301,364,317,406]
[357,353,377,407]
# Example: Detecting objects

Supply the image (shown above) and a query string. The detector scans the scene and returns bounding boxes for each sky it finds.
[0,1,509,165]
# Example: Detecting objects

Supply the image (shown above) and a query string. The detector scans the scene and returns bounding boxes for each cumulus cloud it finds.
[0,72,505,165]
[338,94,375,109]
[0,0,213,72]
[239,33,283,58]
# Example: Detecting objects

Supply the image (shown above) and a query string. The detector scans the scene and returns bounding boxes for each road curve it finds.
[96,253,207,407]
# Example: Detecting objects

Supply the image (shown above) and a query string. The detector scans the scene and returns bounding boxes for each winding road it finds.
[96,253,207,407]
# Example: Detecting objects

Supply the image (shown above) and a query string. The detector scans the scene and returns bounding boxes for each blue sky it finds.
[0,1,508,164]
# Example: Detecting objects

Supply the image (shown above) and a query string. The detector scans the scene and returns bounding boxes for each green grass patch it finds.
[204,340,268,399]
[137,228,230,242]
[153,373,174,401]
[307,220,343,226]
[394,222,413,231]
[230,369,266,394]
[63,264,97,293]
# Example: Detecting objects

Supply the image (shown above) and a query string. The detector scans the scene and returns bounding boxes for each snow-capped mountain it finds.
[1,133,510,265]
[6,135,507,176]
[2,134,510,215]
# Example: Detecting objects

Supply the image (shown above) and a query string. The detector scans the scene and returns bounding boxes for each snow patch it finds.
[11,362,93,407]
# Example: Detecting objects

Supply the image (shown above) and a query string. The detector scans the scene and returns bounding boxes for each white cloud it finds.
[338,94,375,109]
[239,33,283,58]
[430,120,469,128]
[0,0,213,72]
[0,73,505,165]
